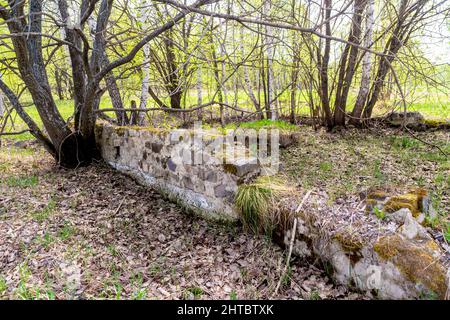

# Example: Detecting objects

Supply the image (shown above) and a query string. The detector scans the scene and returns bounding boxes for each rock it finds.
[59,262,81,294]
[374,234,447,299]
[383,188,429,218]
[13,141,29,149]
[214,184,233,200]
[400,213,429,240]
[167,158,177,171]
[151,143,163,153]
[182,176,194,190]
[157,234,166,242]
[386,111,424,126]
[386,208,410,224]
[223,157,258,177]
[293,240,312,257]
[386,208,430,240]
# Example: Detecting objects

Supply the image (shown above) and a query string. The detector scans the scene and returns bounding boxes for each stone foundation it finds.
[282,190,449,299]
[96,123,448,299]
[95,123,270,222]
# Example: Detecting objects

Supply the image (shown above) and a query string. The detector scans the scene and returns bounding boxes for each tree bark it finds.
[88,13,128,125]
[333,0,366,127]
[362,0,417,119]
[350,0,374,125]
[264,1,276,120]
[239,26,260,114]
[318,0,333,128]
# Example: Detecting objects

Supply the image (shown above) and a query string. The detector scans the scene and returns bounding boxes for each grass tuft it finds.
[235,176,295,235]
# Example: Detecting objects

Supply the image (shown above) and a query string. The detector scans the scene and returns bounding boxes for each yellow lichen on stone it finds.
[334,229,365,252]
[422,118,449,127]
[383,193,420,217]
[383,188,429,217]
[374,235,447,299]
[114,126,127,136]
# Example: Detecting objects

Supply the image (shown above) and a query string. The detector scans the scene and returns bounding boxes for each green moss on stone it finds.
[374,235,447,299]
[422,119,449,127]
[383,188,428,217]
[334,229,365,252]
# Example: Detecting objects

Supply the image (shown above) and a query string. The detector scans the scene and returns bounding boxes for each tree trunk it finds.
[264,1,276,120]
[138,43,151,125]
[58,0,87,131]
[88,15,128,125]
[239,26,260,115]
[164,31,182,109]
[318,0,333,128]
[362,0,412,119]
[197,64,203,120]
[333,0,366,127]
[350,0,375,125]
[54,69,64,100]
[0,86,4,118]
[209,25,225,125]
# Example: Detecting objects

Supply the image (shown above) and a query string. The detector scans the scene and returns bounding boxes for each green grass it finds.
[2,97,118,141]
[36,232,55,248]
[58,222,75,240]
[0,276,7,295]
[408,101,450,119]
[184,287,203,299]
[235,183,272,234]
[3,87,447,142]
[226,119,298,131]
[31,199,56,222]
[3,175,38,188]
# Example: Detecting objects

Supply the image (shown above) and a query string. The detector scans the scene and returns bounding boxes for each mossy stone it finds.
[374,235,447,299]
[383,188,429,218]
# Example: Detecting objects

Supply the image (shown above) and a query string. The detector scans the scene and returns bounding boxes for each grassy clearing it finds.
[225,119,298,131]
[2,87,448,141]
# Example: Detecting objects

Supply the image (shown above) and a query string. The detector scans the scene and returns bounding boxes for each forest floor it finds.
[0,142,361,300]
[0,125,448,300]
[282,126,449,232]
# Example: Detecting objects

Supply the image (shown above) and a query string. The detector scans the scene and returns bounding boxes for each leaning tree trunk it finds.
[0,85,4,118]
[4,0,90,167]
[289,0,300,124]
[88,16,128,125]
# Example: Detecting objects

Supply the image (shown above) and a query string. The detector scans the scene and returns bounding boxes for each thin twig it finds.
[273,190,312,296]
